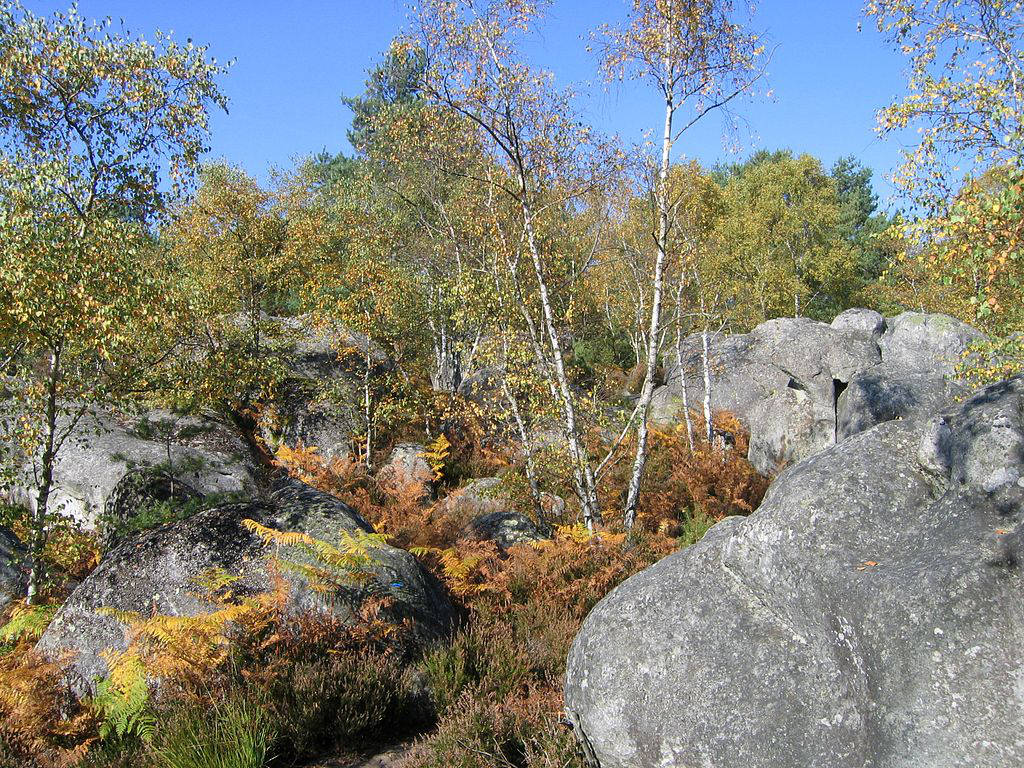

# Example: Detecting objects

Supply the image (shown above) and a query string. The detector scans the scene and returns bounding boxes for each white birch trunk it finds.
[702,327,714,444]
[623,23,674,531]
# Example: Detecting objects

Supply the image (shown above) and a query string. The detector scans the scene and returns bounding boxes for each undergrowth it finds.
[0,402,765,768]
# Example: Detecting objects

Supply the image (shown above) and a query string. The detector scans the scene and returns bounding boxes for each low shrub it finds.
[263,649,425,759]
[404,526,676,768]
[150,692,272,768]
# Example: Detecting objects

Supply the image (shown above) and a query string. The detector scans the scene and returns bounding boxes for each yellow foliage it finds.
[420,434,452,482]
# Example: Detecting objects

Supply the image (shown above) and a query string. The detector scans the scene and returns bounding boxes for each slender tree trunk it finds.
[27,346,61,605]
[675,325,696,452]
[519,193,601,531]
[430,321,463,393]
[702,326,714,444]
[624,35,674,532]
[502,378,546,528]
[363,341,373,472]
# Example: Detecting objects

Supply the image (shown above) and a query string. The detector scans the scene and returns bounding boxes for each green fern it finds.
[0,603,57,644]
[90,653,156,743]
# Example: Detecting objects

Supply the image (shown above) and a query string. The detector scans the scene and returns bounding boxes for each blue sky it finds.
[35,1,912,205]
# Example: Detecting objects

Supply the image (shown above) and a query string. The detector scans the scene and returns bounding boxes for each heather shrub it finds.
[262,649,425,759]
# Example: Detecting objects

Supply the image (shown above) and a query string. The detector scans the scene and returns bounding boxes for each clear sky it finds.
[35,1,912,205]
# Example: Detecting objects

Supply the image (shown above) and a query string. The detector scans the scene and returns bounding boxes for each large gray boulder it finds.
[0,525,24,613]
[878,311,985,376]
[377,443,435,500]
[38,478,455,693]
[837,363,968,441]
[656,317,881,474]
[5,408,253,530]
[566,376,1024,768]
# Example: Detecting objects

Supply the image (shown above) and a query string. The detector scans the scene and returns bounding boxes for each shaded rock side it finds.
[99,467,203,552]
[0,525,25,613]
[443,478,547,549]
[566,376,1024,768]
[38,478,455,693]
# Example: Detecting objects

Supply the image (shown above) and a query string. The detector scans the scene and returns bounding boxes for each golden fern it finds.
[0,603,57,644]
[242,519,389,596]
[411,543,498,597]
[420,434,451,482]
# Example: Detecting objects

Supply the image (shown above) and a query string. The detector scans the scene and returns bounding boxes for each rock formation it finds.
[566,376,1024,768]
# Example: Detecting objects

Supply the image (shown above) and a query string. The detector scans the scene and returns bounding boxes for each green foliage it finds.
[677,508,717,548]
[162,163,297,437]
[0,604,56,647]
[150,693,271,768]
[344,42,427,154]
[715,150,860,324]
[91,655,155,744]
[0,0,227,602]
[262,650,424,759]
[830,155,898,285]
[242,519,388,600]
[99,497,205,551]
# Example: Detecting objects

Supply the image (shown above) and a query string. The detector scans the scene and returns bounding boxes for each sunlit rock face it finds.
[567,375,1024,768]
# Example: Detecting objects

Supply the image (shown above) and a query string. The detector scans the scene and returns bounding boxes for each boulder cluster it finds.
[653,309,983,474]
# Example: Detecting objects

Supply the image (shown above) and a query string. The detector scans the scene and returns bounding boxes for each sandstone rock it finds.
[566,376,1024,768]
[655,310,983,475]
[457,366,504,409]
[831,307,886,337]
[0,525,24,613]
[442,478,546,548]
[6,409,253,530]
[377,444,434,500]
[464,510,543,549]
[99,467,202,552]
[837,363,967,441]
[878,311,985,376]
[38,478,454,693]
[745,387,835,474]
[261,315,387,461]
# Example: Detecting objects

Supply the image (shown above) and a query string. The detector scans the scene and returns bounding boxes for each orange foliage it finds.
[595,412,768,533]
[0,647,95,766]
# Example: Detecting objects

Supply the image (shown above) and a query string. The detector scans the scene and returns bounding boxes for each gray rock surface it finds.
[0,525,24,613]
[831,308,886,337]
[38,477,454,693]
[377,444,434,500]
[566,376,1024,768]
[878,311,985,377]
[464,510,543,549]
[5,409,253,530]
[443,478,547,548]
[261,315,388,461]
[654,311,982,474]
[837,363,968,441]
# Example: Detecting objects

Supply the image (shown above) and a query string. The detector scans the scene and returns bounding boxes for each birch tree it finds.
[598,0,764,531]
[410,0,615,530]
[162,164,296,469]
[0,2,226,602]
